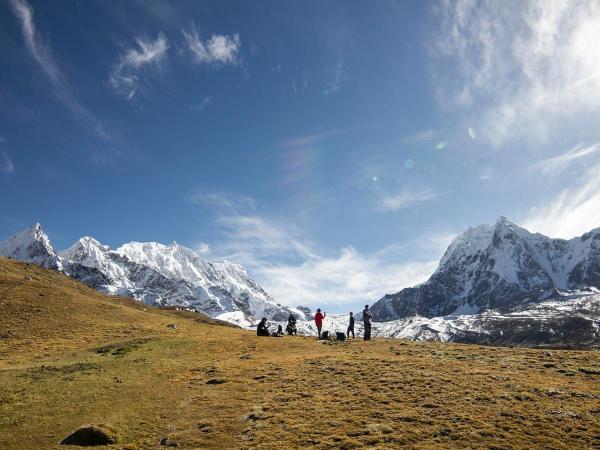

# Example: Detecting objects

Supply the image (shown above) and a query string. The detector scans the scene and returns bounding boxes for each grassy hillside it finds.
[1,257,599,449]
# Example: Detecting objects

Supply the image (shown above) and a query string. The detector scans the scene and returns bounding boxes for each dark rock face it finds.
[371,218,600,322]
[59,425,115,446]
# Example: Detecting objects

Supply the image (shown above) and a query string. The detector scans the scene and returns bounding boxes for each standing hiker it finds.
[362,305,373,341]
[314,308,326,339]
[347,312,355,339]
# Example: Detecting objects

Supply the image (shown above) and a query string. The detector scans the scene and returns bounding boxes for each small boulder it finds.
[59,425,115,446]
[159,436,179,447]
[166,324,177,329]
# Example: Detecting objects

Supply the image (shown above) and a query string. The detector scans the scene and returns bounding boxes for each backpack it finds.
[336,332,346,341]
[320,331,329,340]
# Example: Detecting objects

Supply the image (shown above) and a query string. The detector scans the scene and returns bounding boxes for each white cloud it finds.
[8,0,109,140]
[182,23,240,65]
[1,152,15,174]
[194,242,211,254]
[530,142,600,175]
[109,33,169,99]
[259,247,437,309]
[188,96,213,112]
[523,162,600,238]
[377,189,441,212]
[323,60,344,95]
[432,0,600,146]
[189,192,442,309]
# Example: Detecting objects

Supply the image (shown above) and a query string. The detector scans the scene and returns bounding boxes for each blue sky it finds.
[2,0,600,312]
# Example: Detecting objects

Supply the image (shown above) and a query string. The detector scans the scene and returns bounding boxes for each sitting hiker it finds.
[286,313,297,335]
[276,324,284,336]
[257,317,270,336]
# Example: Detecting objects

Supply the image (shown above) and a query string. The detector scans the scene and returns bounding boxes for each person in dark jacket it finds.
[286,313,297,335]
[347,312,355,339]
[314,308,326,339]
[257,317,270,336]
[362,305,373,341]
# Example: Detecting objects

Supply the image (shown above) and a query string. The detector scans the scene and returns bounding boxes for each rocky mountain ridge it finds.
[370,217,600,321]
[0,224,305,323]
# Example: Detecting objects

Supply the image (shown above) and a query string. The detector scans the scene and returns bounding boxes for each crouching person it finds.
[257,317,270,336]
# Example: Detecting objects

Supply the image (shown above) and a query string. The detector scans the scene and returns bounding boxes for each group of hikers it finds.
[256,304,374,341]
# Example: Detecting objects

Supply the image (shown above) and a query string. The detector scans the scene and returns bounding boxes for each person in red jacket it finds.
[314,308,326,339]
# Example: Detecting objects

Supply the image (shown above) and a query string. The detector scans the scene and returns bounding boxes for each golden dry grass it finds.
[0,257,599,449]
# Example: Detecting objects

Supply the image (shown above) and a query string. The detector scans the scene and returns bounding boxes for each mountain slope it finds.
[0,224,302,324]
[371,217,600,321]
[1,257,599,449]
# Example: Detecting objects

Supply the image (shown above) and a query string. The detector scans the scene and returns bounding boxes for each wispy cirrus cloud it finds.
[376,189,442,212]
[8,0,110,140]
[280,129,339,149]
[523,162,600,239]
[323,60,345,95]
[187,191,442,309]
[188,96,213,112]
[187,191,256,213]
[1,152,15,174]
[530,142,600,175]
[182,23,240,66]
[432,0,600,146]
[109,33,169,99]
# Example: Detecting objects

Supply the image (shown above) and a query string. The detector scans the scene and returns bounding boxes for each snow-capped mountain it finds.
[0,224,304,323]
[265,289,600,348]
[0,224,63,270]
[370,217,600,321]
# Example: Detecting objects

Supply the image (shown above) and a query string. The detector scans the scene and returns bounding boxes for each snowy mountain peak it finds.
[372,218,600,321]
[0,223,62,269]
[60,236,112,269]
[1,224,301,325]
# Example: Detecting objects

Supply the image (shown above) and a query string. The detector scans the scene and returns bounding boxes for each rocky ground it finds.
[1,258,599,449]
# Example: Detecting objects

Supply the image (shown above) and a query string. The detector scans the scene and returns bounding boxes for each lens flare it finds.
[404,158,415,169]
[468,128,477,139]
[435,141,446,150]
[372,176,379,182]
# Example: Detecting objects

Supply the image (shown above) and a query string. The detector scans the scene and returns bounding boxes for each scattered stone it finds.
[166,324,177,329]
[366,423,394,434]
[547,409,582,419]
[59,425,115,446]
[247,407,273,421]
[544,351,553,358]
[205,378,227,385]
[197,422,212,433]
[159,436,179,447]
[578,367,600,375]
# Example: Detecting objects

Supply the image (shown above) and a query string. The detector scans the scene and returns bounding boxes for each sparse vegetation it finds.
[1,258,599,449]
